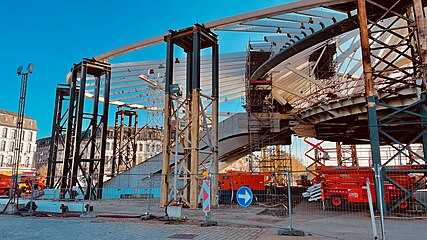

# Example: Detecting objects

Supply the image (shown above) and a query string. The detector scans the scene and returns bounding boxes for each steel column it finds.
[86,75,100,200]
[61,68,77,196]
[160,37,174,207]
[190,31,201,209]
[47,86,69,188]
[211,43,219,207]
[97,69,110,198]
[70,63,87,194]
[357,0,387,214]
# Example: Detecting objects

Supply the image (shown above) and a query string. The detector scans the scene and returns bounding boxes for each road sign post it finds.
[201,175,217,227]
[236,186,253,207]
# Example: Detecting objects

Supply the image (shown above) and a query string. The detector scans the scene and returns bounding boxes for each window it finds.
[139,144,143,151]
[9,142,14,152]
[21,131,25,141]
[145,144,150,152]
[27,144,31,153]
[26,157,30,167]
[0,141,6,151]
[0,155,3,166]
[11,129,16,139]
[156,145,161,152]
[2,128,7,138]
[28,132,33,141]
[8,156,12,164]
[107,130,114,138]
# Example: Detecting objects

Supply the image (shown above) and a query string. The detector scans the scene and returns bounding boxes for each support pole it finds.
[70,63,87,196]
[211,43,219,207]
[111,109,120,176]
[160,37,174,207]
[357,0,387,216]
[86,75,100,200]
[190,30,201,209]
[97,69,110,199]
[61,72,77,196]
[47,88,66,188]
[336,142,343,166]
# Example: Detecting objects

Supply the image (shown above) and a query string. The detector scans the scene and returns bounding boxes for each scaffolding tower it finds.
[245,46,292,173]
[111,107,138,177]
[160,24,219,209]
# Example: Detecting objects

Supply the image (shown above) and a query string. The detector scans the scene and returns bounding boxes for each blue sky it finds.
[0,0,289,138]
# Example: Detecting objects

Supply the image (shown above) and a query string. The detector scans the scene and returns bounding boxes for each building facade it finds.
[33,137,51,170]
[34,126,162,176]
[0,110,37,172]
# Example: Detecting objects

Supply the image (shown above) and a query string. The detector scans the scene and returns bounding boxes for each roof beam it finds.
[272,89,289,105]
[273,83,305,98]
[283,64,327,88]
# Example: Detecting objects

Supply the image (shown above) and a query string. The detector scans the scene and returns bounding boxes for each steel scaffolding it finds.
[60,58,111,200]
[111,107,138,176]
[160,24,219,209]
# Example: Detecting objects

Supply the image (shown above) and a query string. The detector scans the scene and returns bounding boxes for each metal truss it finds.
[358,0,427,214]
[111,107,138,176]
[47,85,74,189]
[161,24,219,209]
[60,58,111,200]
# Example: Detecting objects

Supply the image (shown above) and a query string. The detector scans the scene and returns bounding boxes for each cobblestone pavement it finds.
[0,215,269,240]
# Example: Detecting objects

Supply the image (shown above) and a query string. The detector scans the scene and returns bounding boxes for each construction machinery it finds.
[303,164,426,212]
[0,173,46,197]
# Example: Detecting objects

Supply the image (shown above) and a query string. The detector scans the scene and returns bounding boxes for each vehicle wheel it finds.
[329,194,344,209]
[398,201,408,210]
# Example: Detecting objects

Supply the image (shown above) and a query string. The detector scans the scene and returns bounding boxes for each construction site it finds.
[1,0,427,239]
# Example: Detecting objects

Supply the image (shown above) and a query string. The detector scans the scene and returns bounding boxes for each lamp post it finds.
[9,63,34,212]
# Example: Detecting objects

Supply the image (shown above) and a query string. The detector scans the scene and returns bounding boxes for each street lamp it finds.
[17,63,34,76]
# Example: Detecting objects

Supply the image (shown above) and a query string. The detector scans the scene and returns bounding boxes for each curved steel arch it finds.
[93,0,355,61]
[250,15,360,81]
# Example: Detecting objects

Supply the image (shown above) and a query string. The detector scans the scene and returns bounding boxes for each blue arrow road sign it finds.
[236,186,253,207]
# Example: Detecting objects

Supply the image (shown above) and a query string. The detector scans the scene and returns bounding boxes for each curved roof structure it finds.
[79,0,419,131]
[84,0,360,113]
